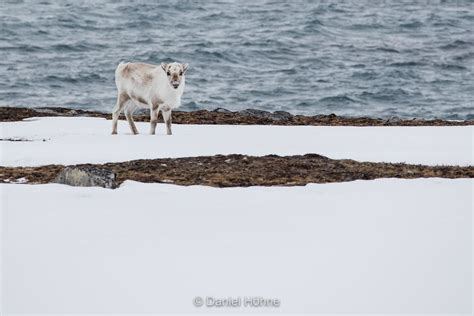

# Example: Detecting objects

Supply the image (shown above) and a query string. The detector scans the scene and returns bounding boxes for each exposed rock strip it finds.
[1,154,472,188]
[1,106,472,126]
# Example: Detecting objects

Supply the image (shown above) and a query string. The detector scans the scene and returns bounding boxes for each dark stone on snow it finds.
[54,166,117,189]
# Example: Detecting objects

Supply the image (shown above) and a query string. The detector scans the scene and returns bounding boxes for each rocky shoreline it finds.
[1,154,473,188]
[1,106,473,126]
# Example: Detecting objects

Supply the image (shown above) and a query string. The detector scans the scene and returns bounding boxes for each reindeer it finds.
[112,61,188,135]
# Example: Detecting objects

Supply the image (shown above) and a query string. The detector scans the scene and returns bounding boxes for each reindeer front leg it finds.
[160,104,172,135]
[149,104,159,135]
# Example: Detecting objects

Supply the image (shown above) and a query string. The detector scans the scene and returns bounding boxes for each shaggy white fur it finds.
[112,61,188,135]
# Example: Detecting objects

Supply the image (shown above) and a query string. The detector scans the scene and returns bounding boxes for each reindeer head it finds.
[161,62,189,89]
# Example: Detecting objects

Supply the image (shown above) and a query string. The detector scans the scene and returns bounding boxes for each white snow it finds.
[1,116,472,314]
[0,116,472,166]
[1,178,472,314]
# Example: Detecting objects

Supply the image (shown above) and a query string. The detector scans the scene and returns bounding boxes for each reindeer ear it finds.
[161,63,167,72]
[181,63,189,74]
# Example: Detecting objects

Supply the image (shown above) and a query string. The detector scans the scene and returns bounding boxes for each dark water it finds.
[1,1,473,119]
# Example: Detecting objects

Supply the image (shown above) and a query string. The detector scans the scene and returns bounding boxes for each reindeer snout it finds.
[172,81,180,89]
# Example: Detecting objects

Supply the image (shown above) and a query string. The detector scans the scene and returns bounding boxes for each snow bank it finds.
[1,117,472,166]
[1,178,472,313]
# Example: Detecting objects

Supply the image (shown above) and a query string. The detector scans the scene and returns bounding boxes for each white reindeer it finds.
[112,61,188,135]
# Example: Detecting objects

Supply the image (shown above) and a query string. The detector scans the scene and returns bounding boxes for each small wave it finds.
[202,12,236,21]
[124,20,153,28]
[183,101,201,110]
[41,73,106,84]
[375,47,400,53]
[51,43,107,52]
[273,68,297,75]
[384,68,420,80]
[440,40,472,50]
[426,79,454,85]
[453,52,474,61]
[312,3,346,15]
[194,49,236,63]
[0,45,43,52]
[388,61,425,67]
[351,71,378,80]
[399,21,423,28]
[350,23,386,30]
[42,75,79,84]
[432,20,460,28]
[434,63,467,71]
[295,101,314,108]
[134,38,154,44]
[460,14,474,21]
[359,88,413,102]
[303,18,325,32]
[444,113,465,120]
[318,95,356,104]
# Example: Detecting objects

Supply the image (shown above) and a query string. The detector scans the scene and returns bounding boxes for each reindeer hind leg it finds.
[125,102,139,135]
[112,92,130,134]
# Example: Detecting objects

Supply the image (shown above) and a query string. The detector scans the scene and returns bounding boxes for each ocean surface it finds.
[0,1,473,119]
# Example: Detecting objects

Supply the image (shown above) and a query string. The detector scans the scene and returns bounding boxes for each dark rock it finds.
[271,111,293,121]
[35,108,62,115]
[384,116,401,125]
[213,107,231,113]
[239,109,292,121]
[312,114,327,119]
[239,109,272,118]
[54,166,117,189]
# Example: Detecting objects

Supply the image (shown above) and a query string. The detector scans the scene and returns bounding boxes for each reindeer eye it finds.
[179,71,183,76]
[167,71,170,76]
